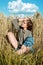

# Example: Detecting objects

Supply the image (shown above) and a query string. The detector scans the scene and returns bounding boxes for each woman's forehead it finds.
[23,18,29,22]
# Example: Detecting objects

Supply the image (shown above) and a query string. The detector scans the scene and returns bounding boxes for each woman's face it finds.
[21,19,27,29]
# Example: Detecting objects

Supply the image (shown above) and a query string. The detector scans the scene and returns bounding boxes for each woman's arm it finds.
[12,19,20,32]
[16,45,27,55]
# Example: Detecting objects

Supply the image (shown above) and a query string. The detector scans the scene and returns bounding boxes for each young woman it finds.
[7,18,34,55]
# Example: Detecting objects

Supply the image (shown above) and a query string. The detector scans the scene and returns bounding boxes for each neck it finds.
[24,28,27,30]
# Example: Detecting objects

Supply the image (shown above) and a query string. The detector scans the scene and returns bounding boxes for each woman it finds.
[7,18,34,55]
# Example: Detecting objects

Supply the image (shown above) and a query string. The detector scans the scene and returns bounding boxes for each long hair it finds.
[27,18,33,35]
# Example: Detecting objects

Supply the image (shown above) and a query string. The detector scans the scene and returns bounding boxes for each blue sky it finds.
[0,0,43,17]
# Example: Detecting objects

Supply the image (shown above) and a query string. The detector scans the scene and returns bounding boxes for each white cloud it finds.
[8,0,39,14]
[16,14,25,18]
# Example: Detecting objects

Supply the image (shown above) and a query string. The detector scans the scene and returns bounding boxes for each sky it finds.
[0,0,43,17]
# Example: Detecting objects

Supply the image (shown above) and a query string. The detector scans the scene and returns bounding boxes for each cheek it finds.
[25,23,27,27]
[23,24,27,27]
[21,22,27,27]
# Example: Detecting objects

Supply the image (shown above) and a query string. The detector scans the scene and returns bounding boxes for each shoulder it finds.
[25,36,34,44]
[27,30,32,37]
[27,30,31,33]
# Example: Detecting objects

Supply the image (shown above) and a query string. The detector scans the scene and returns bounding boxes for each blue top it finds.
[23,36,34,52]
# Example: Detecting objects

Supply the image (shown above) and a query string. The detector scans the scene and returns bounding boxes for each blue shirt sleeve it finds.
[23,36,34,47]
[23,36,34,52]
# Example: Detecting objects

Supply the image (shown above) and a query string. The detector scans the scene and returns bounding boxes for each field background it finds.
[0,12,43,65]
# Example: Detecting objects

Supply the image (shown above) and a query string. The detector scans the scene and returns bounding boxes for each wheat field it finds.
[0,13,43,65]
